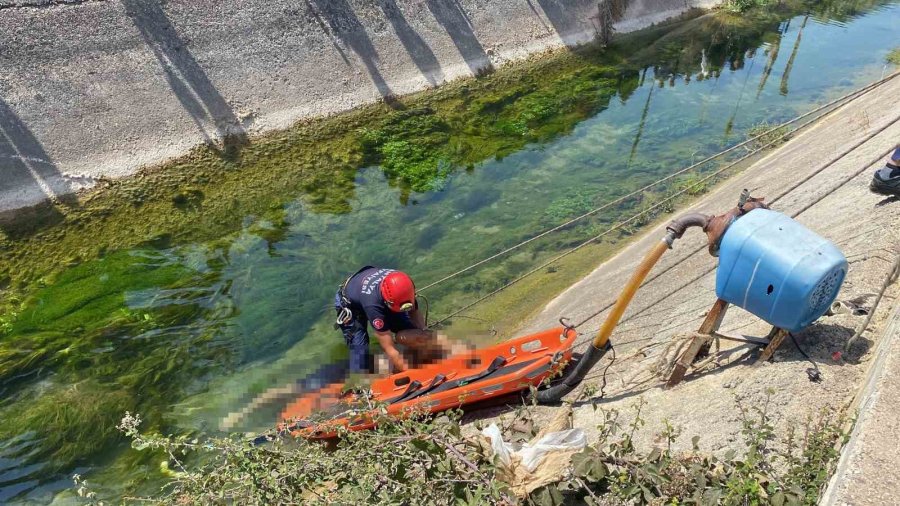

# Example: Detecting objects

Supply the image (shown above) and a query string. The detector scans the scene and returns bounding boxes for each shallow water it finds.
[1,0,898,501]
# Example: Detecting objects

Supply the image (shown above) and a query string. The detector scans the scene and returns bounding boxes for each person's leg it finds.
[338,318,372,373]
[335,291,373,373]
[870,144,900,195]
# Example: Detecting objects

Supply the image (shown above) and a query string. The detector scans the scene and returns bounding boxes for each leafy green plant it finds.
[528,396,849,505]
[79,410,513,505]
[79,394,850,505]
[722,0,773,13]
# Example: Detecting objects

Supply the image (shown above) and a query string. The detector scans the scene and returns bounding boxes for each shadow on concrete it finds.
[535,0,595,42]
[875,195,900,207]
[425,0,494,76]
[0,97,77,239]
[794,323,868,364]
[122,0,248,161]
[376,0,445,86]
[524,0,552,32]
[305,0,397,102]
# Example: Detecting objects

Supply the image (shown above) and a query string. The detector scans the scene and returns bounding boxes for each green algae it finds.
[0,380,135,471]
[0,249,236,485]
[0,0,897,500]
[888,47,900,65]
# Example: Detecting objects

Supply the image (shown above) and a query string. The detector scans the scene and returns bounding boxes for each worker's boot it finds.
[871,165,900,196]
[870,147,900,196]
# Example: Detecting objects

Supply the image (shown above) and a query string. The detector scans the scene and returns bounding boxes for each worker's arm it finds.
[374,329,409,372]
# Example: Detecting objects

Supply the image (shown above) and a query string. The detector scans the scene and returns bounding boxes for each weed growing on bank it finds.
[528,396,849,505]
[723,0,773,13]
[74,395,849,505]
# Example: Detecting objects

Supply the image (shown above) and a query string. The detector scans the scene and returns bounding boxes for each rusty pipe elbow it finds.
[666,212,710,239]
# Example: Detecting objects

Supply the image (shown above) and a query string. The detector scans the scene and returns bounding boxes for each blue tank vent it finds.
[715,209,847,332]
[808,267,844,317]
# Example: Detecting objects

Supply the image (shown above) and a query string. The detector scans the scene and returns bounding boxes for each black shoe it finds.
[870,164,900,196]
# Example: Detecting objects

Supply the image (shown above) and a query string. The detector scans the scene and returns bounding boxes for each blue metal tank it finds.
[715,209,847,332]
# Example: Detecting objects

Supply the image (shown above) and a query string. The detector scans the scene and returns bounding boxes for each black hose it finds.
[532,341,612,404]
[532,214,709,404]
[789,332,822,383]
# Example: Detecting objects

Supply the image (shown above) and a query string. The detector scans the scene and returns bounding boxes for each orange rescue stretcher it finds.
[278,326,577,438]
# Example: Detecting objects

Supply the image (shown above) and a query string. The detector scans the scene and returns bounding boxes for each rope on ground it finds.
[581,340,756,396]
[418,69,900,295]
[652,333,693,379]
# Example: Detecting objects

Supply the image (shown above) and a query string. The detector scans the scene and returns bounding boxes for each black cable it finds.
[418,293,430,327]
[598,345,616,399]
[789,332,822,383]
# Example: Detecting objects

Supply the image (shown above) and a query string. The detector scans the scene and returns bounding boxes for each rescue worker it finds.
[335,266,448,373]
[220,267,444,430]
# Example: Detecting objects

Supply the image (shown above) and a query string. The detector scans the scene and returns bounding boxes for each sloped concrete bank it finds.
[506,74,900,468]
[822,294,900,504]
[0,0,718,214]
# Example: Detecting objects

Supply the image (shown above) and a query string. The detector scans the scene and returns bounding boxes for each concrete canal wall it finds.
[0,0,719,215]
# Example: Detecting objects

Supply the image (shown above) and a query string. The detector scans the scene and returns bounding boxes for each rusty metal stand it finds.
[666,298,788,387]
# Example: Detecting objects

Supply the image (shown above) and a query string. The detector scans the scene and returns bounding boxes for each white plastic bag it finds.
[482,423,513,466]
[517,428,587,471]
[481,423,586,471]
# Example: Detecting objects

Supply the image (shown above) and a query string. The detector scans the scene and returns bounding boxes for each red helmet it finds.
[381,271,416,313]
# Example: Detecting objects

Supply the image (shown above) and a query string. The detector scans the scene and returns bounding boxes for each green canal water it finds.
[1,0,898,501]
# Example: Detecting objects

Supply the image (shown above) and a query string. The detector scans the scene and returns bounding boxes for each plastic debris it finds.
[478,407,586,497]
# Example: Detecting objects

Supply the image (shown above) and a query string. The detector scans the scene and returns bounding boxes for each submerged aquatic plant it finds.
[0,249,237,479]
[0,380,136,471]
[541,191,598,225]
[746,121,792,150]
[887,47,900,66]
